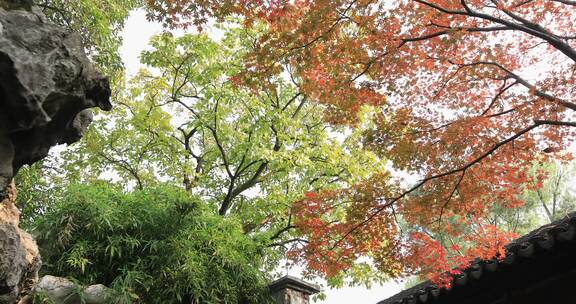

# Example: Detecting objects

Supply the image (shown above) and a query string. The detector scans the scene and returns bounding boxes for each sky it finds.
[119,9,404,304]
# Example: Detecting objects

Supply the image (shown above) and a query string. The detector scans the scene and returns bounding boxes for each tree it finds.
[33,182,274,303]
[37,0,138,75]
[142,0,576,286]
[48,26,388,287]
[14,161,62,229]
[401,159,576,286]
[521,160,576,223]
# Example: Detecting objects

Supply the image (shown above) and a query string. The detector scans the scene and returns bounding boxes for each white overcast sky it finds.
[119,9,404,304]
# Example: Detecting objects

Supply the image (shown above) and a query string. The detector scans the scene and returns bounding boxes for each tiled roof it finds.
[378,212,576,304]
[268,275,321,295]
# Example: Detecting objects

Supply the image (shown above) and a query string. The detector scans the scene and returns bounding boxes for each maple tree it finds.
[143,0,576,286]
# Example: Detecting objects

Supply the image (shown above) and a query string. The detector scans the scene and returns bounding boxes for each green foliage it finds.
[403,276,424,289]
[37,0,138,74]
[10,21,388,295]
[468,160,576,238]
[15,162,62,229]
[521,161,576,223]
[34,183,273,303]
[58,26,385,268]
[32,291,57,304]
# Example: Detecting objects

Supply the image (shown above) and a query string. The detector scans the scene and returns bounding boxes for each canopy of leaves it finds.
[42,26,387,288]
[14,162,60,229]
[33,182,273,304]
[14,0,576,292]
[141,0,576,286]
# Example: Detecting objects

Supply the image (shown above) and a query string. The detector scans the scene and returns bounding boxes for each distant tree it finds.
[521,161,576,223]
[402,160,575,286]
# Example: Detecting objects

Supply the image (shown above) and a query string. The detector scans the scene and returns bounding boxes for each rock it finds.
[34,277,117,304]
[0,3,112,195]
[84,284,115,304]
[35,276,78,304]
[0,3,112,303]
[0,182,40,304]
[0,0,33,11]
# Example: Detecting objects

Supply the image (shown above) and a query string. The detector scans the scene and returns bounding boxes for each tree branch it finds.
[334,119,576,248]
[414,0,576,62]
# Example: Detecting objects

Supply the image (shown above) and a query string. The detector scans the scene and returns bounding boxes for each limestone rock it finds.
[0,3,112,195]
[0,2,112,303]
[0,0,33,11]
[84,284,115,304]
[0,182,40,304]
[35,276,117,304]
[35,276,78,304]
